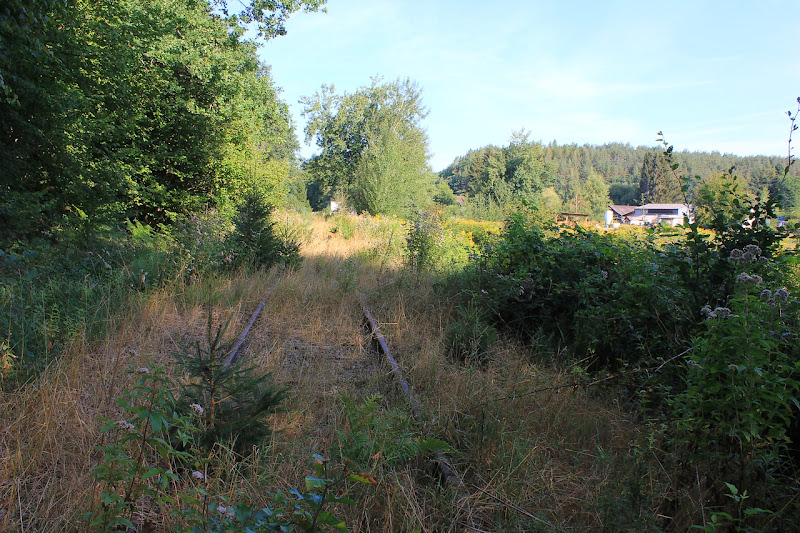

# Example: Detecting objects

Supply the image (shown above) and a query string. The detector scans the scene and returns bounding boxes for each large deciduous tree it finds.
[438,132,552,215]
[301,77,432,214]
[1,0,314,245]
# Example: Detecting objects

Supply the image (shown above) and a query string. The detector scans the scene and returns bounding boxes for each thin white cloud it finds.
[260,0,800,169]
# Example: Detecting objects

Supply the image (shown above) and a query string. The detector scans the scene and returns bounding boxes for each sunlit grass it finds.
[3,211,673,531]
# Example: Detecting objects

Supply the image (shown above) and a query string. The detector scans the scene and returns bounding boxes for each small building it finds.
[609,205,637,224]
[555,212,590,225]
[609,203,693,227]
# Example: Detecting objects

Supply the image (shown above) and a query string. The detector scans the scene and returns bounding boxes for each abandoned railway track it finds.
[219,263,486,530]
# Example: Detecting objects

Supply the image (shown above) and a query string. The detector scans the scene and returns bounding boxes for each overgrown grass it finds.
[5,210,798,531]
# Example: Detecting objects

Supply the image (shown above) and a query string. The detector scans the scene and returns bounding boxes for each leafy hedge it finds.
[469,211,693,370]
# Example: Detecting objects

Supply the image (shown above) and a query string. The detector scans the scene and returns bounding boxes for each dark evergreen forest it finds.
[440,139,800,218]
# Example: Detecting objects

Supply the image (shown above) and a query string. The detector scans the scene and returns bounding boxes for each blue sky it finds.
[260,0,800,171]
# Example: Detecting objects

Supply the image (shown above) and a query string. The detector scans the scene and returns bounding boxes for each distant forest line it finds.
[439,138,800,219]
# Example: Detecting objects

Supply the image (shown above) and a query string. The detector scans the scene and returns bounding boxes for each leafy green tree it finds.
[608,182,640,205]
[352,119,432,214]
[440,134,552,216]
[0,0,83,242]
[639,151,682,203]
[694,170,750,227]
[504,130,551,200]
[538,186,563,217]
[471,146,510,204]
[214,0,327,40]
[443,141,798,220]
[582,168,611,217]
[302,77,432,214]
[432,179,457,205]
[1,0,301,246]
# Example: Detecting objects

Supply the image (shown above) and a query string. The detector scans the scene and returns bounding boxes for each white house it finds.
[610,203,693,227]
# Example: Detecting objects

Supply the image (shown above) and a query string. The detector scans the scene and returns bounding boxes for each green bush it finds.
[228,190,300,269]
[470,210,692,371]
[88,364,371,532]
[405,210,470,274]
[337,394,453,469]
[175,313,286,455]
[668,246,800,527]
[329,213,356,239]
[1,230,136,380]
[444,301,498,364]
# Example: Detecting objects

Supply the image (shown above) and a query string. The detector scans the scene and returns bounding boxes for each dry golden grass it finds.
[2,212,660,532]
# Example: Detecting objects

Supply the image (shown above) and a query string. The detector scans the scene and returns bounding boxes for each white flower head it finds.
[135,367,151,374]
[216,505,228,515]
[117,420,136,431]
[192,471,205,480]
[744,244,762,257]
[774,288,789,303]
[736,272,761,285]
[760,289,772,301]
[190,403,204,416]
[713,307,732,319]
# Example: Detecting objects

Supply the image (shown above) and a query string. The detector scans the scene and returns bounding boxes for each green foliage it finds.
[443,218,502,247]
[338,394,453,468]
[351,121,433,215]
[229,189,301,269]
[673,249,800,479]
[639,150,683,203]
[444,301,499,364]
[89,366,371,532]
[180,454,373,533]
[0,231,142,380]
[691,483,772,532]
[609,182,641,205]
[694,171,750,228]
[175,313,286,455]
[88,364,197,531]
[470,209,691,370]
[405,211,443,273]
[440,139,799,222]
[405,211,470,274]
[0,0,79,242]
[0,210,248,383]
[441,133,553,215]
[216,0,327,40]
[1,0,300,245]
[432,178,457,205]
[659,133,791,311]
[330,214,357,239]
[302,77,432,214]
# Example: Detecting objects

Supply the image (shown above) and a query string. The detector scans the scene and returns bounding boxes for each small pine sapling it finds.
[175,311,285,455]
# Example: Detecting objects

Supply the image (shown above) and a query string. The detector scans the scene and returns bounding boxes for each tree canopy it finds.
[301,77,433,214]
[1,0,311,245]
[441,139,799,219]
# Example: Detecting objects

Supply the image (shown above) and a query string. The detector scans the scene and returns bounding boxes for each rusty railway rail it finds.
[359,294,459,486]
[222,264,285,367]
[359,294,488,531]
[219,269,482,529]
